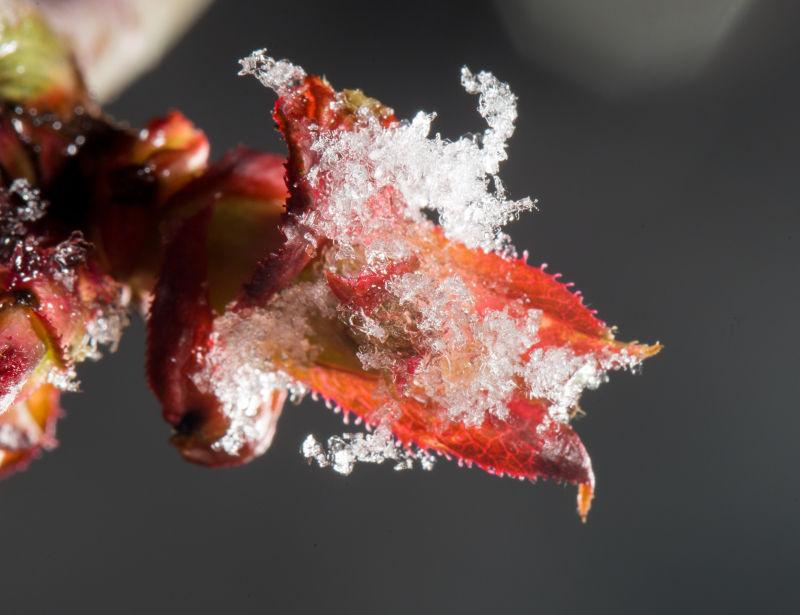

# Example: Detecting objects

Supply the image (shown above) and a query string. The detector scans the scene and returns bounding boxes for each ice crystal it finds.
[302,423,435,475]
[76,293,130,361]
[194,280,336,455]
[0,181,90,286]
[238,48,306,97]
[204,362,288,456]
[238,49,534,256]
[45,365,79,392]
[379,270,543,425]
[524,348,605,423]
[195,347,290,457]
[303,95,534,256]
[48,231,90,291]
[0,179,46,259]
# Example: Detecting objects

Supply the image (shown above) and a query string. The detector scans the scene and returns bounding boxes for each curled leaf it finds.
[147,150,287,465]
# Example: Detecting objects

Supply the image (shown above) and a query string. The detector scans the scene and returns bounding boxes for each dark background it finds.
[2,1,799,613]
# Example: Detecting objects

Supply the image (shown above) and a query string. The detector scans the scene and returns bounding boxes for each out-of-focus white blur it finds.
[27,0,212,101]
[495,0,754,96]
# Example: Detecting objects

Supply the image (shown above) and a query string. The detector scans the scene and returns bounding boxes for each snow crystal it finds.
[201,360,288,457]
[303,103,535,256]
[45,365,79,392]
[524,348,606,423]
[4,178,45,222]
[302,422,435,475]
[0,179,47,260]
[459,67,517,175]
[0,180,90,286]
[195,279,336,455]
[48,231,90,291]
[523,347,645,423]
[195,342,294,457]
[76,292,130,361]
[239,49,534,255]
[379,269,543,425]
[238,48,306,97]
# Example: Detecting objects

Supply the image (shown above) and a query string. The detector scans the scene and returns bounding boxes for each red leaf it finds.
[147,150,287,466]
[223,61,661,518]
[141,54,659,520]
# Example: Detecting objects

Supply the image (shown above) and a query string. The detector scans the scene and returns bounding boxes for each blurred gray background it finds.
[2,0,799,613]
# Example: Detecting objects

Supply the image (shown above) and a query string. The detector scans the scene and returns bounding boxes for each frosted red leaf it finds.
[145,52,660,519]
[0,9,660,520]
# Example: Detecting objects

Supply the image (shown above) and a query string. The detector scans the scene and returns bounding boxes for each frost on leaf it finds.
[163,50,661,519]
[142,51,659,520]
[0,177,129,477]
[268,60,536,256]
[147,150,290,467]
